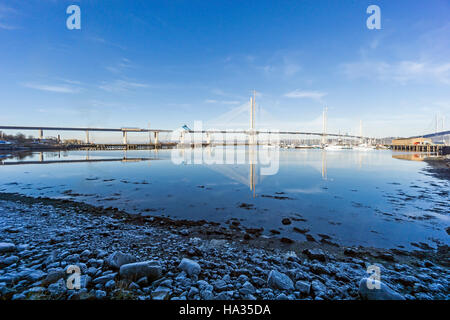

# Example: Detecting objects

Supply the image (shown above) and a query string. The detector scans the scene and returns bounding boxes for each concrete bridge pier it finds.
[122,131,128,145]
[154,132,159,147]
[38,129,43,141]
[85,130,90,144]
[180,131,185,144]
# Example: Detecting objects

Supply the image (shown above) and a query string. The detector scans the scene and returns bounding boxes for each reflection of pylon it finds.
[321,150,327,180]
[249,145,257,197]
[322,107,327,145]
[204,156,263,194]
[249,90,256,145]
[250,163,256,198]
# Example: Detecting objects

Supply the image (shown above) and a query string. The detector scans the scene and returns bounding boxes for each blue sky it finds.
[0,0,449,142]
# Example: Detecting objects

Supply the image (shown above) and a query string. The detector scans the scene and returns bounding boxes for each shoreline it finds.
[423,156,450,181]
[1,192,448,300]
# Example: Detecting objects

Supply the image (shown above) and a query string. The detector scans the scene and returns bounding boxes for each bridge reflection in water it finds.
[1,148,384,198]
[199,148,332,197]
[0,151,157,166]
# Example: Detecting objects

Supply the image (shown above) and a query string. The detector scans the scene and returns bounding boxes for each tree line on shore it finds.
[0,132,35,143]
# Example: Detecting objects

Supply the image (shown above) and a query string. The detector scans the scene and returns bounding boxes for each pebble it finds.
[178,258,201,277]
[311,280,327,297]
[152,286,171,300]
[295,280,311,295]
[0,242,16,253]
[267,270,294,291]
[95,290,107,299]
[358,278,405,300]
[104,280,116,290]
[42,268,65,285]
[105,252,136,269]
[93,273,117,285]
[119,261,162,282]
[239,281,256,295]
[303,248,327,262]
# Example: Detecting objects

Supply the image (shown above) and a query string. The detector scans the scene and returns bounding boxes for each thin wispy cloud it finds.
[105,58,133,74]
[283,62,301,76]
[211,88,226,96]
[341,60,450,85]
[205,99,241,105]
[258,61,301,77]
[58,78,82,85]
[88,36,126,50]
[98,79,149,92]
[22,82,80,94]
[284,90,327,101]
[257,51,303,77]
[417,23,450,61]
[226,51,302,79]
[0,4,19,30]
[0,22,17,30]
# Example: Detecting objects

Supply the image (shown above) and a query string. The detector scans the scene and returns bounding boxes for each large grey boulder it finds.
[0,243,16,254]
[105,252,136,269]
[359,278,405,300]
[119,261,162,282]
[178,258,201,277]
[267,270,294,290]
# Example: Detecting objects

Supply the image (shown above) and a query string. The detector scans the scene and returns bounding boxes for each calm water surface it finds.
[0,147,449,250]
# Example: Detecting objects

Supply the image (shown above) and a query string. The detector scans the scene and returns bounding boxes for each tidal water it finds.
[0,147,449,250]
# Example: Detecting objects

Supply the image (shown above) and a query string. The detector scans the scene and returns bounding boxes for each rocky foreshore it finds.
[0,193,449,300]
[424,156,450,181]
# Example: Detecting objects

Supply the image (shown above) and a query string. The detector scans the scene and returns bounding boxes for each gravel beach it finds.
[0,192,448,300]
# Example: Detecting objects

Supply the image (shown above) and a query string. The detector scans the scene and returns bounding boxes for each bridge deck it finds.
[0,125,369,139]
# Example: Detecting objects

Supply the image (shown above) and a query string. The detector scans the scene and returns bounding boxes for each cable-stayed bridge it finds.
[0,93,372,145]
[1,93,447,147]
